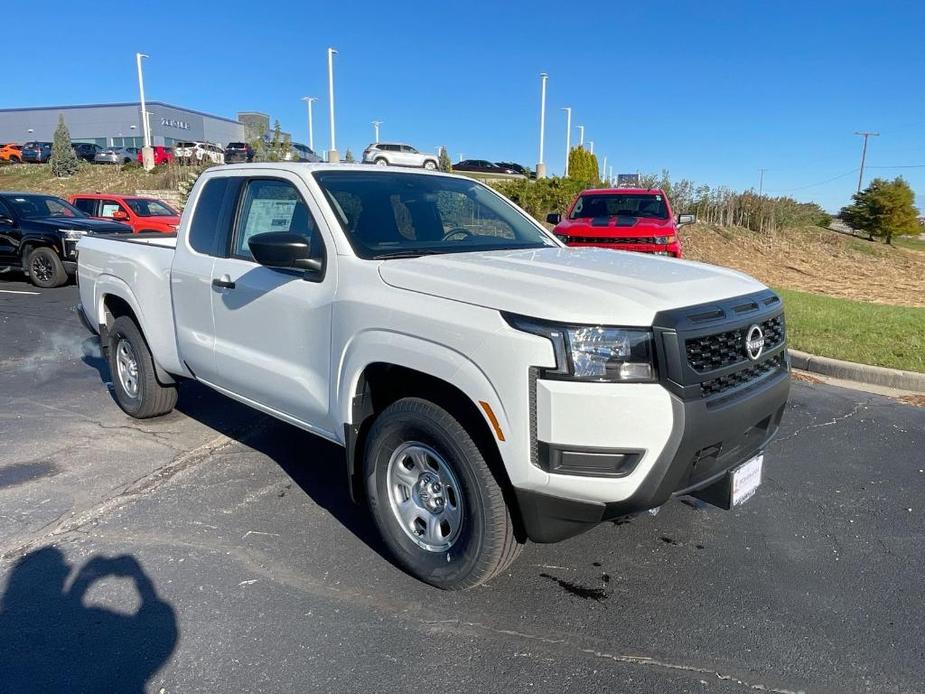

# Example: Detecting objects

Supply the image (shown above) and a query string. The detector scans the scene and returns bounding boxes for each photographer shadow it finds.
[0,546,177,694]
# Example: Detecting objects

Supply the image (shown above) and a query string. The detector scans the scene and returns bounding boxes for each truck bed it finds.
[77,234,187,376]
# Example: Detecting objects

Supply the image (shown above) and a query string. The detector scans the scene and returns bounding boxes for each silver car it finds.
[94,146,140,164]
[362,142,438,169]
[284,143,322,162]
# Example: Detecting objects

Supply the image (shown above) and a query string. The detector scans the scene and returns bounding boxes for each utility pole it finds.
[854,131,879,192]
[561,107,572,177]
[758,168,768,197]
[372,120,383,143]
[327,47,338,163]
[577,124,584,147]
[301,97,317,151]
[537,72,548,179]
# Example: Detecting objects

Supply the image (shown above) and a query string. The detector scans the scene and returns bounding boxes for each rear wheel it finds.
[107,316,177,418]
[364,397,522,590]
[27,247,67,288]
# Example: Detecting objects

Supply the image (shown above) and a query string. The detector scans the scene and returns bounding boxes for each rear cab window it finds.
[71,198,97,216]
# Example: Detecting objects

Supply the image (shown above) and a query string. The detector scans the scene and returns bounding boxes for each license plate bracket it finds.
[690,453,764,510]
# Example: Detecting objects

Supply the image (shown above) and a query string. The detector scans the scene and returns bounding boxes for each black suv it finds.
[0,192,131,287]
[224,142,254,163]
[72,142,102,162]
[21,141,52,163]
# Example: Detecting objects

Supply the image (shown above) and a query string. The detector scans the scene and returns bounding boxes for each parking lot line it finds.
[0,289,40,295]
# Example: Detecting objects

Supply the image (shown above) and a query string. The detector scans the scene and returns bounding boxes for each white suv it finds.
[174,141,225,164]
[363,142,438,169]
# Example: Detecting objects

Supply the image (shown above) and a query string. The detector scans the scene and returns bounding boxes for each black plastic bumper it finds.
[515,368,790,543]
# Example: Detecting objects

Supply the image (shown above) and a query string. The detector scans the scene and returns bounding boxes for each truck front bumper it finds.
[515,367,789,542]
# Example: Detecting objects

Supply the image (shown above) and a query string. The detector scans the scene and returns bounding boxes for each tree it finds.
[265,120,291,162]
[49,114,79,177]
[840,177,921,245]
[566,146,599,184]
[438,146,452,173]
[344,148,355,163]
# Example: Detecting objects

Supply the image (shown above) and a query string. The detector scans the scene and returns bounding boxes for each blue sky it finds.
[4,0,925,211]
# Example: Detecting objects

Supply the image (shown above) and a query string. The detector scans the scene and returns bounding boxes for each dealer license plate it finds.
[731,454,763,507]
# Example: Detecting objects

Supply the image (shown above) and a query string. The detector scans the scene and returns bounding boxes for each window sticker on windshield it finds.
[654,195,662,201]
[244,199,297,234]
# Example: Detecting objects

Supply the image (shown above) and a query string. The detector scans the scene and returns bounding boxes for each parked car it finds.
[452,159,518,175]
[69,194,180,234]
[94,146,141,165]
[75,163,790,590]
[0,192,131,287]
[547,187,695,258]
[362,142,438,169]
[21,141,52,163]
[136,145,175,166]
[495,162,532,178]
[72,142,103,162]
[175,141,224,164]
[224,142,255,164]
[286,142,322,162]
[0,143,22,163]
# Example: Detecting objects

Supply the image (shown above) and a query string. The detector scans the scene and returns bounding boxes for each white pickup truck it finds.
[77,163,790,589]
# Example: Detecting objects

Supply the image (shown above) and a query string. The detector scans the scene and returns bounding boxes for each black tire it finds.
[10,156,20,164]
[364,397,522,590]
[27,247,67,288]
[374,157,389,166]
[107,315,177,418]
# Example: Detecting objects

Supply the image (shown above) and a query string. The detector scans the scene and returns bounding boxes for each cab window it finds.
[231,179,321,262]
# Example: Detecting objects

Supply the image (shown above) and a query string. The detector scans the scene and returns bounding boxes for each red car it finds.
[68,194,180,234]
[136,145,175,166]
[548,187,694,258]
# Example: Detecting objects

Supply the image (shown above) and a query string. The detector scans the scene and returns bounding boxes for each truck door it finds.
[0,198,19,262]
[207,174,337,437]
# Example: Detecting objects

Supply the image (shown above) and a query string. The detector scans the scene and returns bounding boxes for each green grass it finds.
[776,288,925,373]
[893,235,925,253]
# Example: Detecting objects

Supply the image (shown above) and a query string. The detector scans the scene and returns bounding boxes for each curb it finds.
[789,349,925,393]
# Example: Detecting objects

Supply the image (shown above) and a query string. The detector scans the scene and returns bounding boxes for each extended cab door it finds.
[208,174,337,437]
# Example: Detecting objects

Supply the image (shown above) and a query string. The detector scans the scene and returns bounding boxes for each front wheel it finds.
[27,247,67,288]
[375,157,389,166]
[423,160,437,170]
[107,316,177,418]
[364,398,522,590]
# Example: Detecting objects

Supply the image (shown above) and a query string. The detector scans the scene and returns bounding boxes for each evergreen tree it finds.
[840,177,921,245]
[50,114,79,177]
[438,146,452,173]
[566,146,599,184]
[344,148,355,162]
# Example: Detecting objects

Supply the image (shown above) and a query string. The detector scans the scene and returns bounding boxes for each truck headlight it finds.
[504,314,655,382]
[653,235,675,245]
[61,229,88,241]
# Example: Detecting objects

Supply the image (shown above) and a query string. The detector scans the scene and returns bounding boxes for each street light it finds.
[561,107,572,177]
[602,155,607,182]
[588,140,594,155]
[372,120,383,143]
[327,47,338,163]
[135,52,154,170]
[537,72,548,179]
[576,124,584,147]
[301,97,317,151]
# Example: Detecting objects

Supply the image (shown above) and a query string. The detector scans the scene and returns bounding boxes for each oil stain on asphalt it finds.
[539,573,609,603]
[0,461,59,489]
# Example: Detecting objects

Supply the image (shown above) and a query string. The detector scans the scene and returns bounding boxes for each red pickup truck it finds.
[547,187,695,258]
[68,193,180,234]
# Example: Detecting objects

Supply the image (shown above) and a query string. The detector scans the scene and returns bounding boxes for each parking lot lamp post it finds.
[301,97,317,151]
[601,155,607,182]
[588,140,594,155]
[327,48,339,163]
[136,52,154,171]
[561,107,572,177]
[576,124,584,147]
[372,120,382,144]
[609,165,613,185]
[458,153,464,163]
[536,72,548,179]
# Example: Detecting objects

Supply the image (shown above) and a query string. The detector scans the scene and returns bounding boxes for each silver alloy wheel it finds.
[376,158,388,166]
[386,442,464,552]
[424,160,436,170]
[31,254,53,283]
[115,338,140,398]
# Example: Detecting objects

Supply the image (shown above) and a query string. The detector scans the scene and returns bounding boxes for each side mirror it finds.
[677,213,696,226]
[248,231,323,276]
[546,212,561,225]
[0,215,14,226]
[111,210,129,221]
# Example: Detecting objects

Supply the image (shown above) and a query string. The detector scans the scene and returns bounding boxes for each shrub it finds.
[438,147,452,173]
[567,146,599,184]
[49,114,79,177]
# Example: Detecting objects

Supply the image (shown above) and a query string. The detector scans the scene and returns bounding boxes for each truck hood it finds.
[28,217,133,234]
[378,247,767,325]
[557,216,675,237]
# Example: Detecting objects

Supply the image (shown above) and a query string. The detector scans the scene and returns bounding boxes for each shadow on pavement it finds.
[0,546,178,693]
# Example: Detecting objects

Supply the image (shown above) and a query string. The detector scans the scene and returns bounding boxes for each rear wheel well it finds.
[99,294,175,387]
[346,363,524,539]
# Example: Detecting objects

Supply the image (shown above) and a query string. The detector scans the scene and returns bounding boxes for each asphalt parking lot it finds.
[1,277,923,694]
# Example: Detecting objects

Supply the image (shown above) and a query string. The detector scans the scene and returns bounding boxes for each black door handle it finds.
[212,277,235,289]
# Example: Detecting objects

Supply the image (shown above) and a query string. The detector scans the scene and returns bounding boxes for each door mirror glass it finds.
[546,212,561,225]
[677,213,696,226]
[248,232,323,275]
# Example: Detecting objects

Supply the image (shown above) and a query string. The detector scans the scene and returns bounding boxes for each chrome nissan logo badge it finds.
[745,324,765,361]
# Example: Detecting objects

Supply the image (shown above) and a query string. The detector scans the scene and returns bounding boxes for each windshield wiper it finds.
[370,249,444,260]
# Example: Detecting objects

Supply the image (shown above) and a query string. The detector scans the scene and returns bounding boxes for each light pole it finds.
[609,165,613,185]
[561,107,572,177]
[458,153,464,163]
[301,97,317,151]
[536,72,548,179]
[602,155,607,182]
[135,52,154,170]
[588,140,594,155]
[327,47,338,163]
[577,124,584,147]
[854,131,879,193]
[372,120,383,143]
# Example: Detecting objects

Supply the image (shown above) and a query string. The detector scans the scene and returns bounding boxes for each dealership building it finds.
[0,102,284,149]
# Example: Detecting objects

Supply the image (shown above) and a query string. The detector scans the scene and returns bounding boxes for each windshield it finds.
[313,171,557,259]
[3,194,87,219]
[124,198,178,217]
[570,193,669,220]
